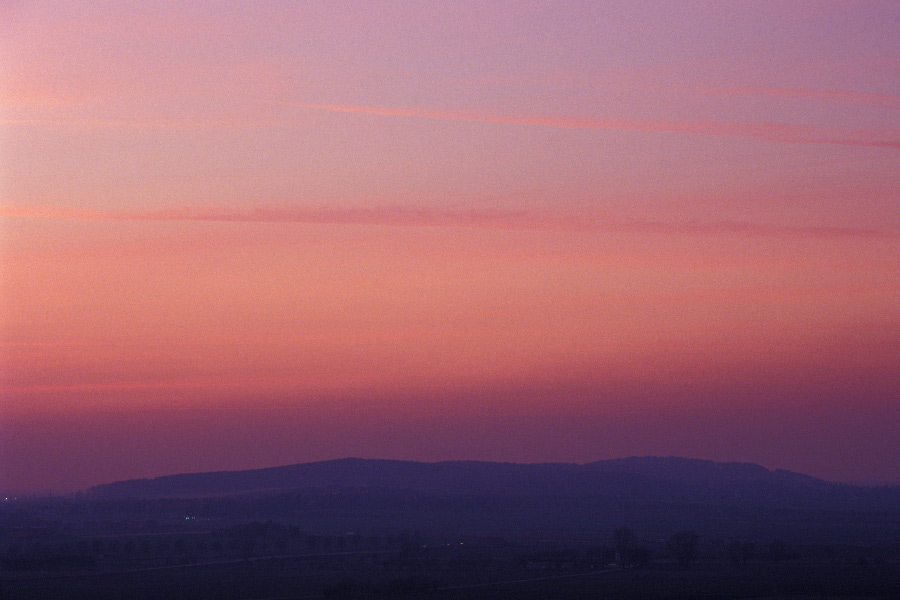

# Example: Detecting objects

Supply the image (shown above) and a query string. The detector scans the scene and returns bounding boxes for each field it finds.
[4,553,899,599]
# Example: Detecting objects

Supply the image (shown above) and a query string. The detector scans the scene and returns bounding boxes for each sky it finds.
[2,1,899,492]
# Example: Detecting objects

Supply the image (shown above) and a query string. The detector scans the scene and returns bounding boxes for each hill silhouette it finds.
[87,456,898,510]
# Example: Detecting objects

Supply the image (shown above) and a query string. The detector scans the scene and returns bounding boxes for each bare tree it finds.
[668,531,698,569]
[613,527,634,565]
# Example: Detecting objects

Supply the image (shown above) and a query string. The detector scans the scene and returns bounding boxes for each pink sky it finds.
[2,1,899,491]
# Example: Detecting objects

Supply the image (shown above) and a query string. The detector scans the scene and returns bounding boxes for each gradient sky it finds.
[2,1,899,492]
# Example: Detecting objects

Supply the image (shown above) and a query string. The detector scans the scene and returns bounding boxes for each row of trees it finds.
[614,527,791,569]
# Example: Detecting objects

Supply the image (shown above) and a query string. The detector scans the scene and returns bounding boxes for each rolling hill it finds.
[87,456,896,509]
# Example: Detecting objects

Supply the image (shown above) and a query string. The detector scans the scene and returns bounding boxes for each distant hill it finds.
[86,456,898,510]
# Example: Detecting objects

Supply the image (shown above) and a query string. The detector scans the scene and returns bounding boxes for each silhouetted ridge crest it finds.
[85,456,897,511]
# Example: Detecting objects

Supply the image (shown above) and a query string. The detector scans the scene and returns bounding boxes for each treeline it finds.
[11,523,891,573]
[7,488,900,547]
[0,523,433,570]
[4,491,900,575]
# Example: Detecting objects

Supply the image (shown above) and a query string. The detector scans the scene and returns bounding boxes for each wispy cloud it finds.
[7,97,898,146]
[5,204,897,240]
[468,75,900,111]
[1,117,294,131]
[686,85,900,111]
[283,102,900,149]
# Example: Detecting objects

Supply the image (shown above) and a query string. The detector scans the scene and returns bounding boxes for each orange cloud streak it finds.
[470,75,900,111]
[689,86,900,110]
[1,117,295,131]
[4,204,897,240]
[292,102,900,149]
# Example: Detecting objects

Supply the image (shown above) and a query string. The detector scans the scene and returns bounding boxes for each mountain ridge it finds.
[87,456,896,509]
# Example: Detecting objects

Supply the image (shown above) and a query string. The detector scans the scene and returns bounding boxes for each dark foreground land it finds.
[3,457,900,599]
[4,552,900,600]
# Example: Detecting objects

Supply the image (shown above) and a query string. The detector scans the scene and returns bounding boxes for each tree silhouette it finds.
[667,531,698,569]
[628,545,653,568]
[613,527,633,564]
[726,539,755,563]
